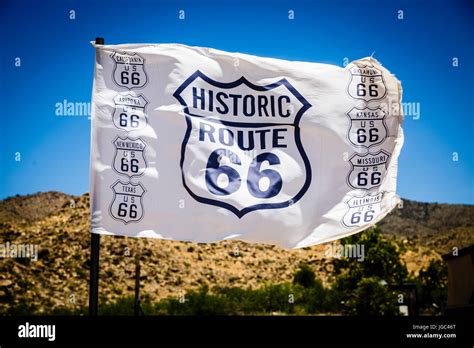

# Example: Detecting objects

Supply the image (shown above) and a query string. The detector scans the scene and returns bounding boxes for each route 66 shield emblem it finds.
[347,150,390,190]
[109,181,146,224]
[111,51,148,89]
[346,107,388,148]
[347,64,387,102]
[112,136,147,178]
[342,192,383,228]
[173,71,312,218]
[113,94,148,132]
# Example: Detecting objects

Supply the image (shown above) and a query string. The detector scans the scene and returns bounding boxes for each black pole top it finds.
[95,37,105,45]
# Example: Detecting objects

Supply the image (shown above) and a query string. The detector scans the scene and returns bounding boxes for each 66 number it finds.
[356,128,379,144]
[205,148,282,199]
[356,77,378,98]
[121,66,141,86]
[121,157,139,173]
[350,209,374,224]
[357,171,381,186]
[117,202,138,218]
[119,111,140,128]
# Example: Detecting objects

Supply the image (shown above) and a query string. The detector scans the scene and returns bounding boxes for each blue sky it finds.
[1,0,473,204]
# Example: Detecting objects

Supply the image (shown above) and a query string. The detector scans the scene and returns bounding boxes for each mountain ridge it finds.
[0,191,472,314]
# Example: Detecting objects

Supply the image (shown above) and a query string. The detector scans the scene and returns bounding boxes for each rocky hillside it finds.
[0,192,472,314]
[0,192,74,226]
[378,199,474,254]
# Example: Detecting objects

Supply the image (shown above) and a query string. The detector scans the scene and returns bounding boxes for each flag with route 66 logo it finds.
[90,43,404,248]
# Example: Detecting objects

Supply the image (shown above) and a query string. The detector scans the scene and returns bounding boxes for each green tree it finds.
[347,277,399,315]
[333,227,408,284]
[330,227,407,315]
[417,259,447,314]
[292,264,327,313]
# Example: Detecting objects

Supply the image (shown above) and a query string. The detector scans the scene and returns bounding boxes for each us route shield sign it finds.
[174,71,312,218]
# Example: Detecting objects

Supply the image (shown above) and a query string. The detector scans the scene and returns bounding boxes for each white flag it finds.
[90,43,404,248]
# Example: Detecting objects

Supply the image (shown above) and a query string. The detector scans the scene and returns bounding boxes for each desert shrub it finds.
[99,296,155,315]
[213,286,261,314]
[155,285,230,315]
[48,306,86,315]
[154,281,326,315]
[6,301,39,316]
[296,284,327,314]
[293,263,317,288]
[252,283,295,313]
[99,296,135,315]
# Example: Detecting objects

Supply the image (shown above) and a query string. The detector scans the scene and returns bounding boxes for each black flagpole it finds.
[134,241,142,316]
[89,37,104,316]
[89,233,100,316]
